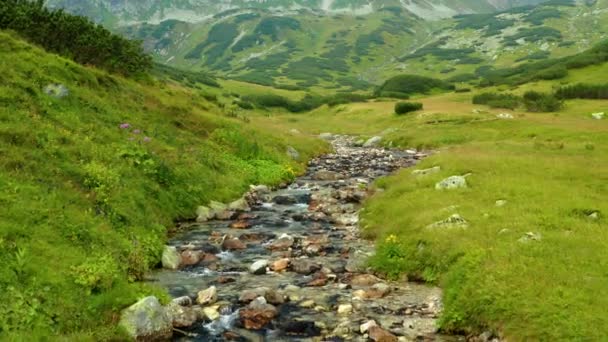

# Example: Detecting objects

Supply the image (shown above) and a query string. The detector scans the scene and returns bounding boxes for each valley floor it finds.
[259,93,608,340]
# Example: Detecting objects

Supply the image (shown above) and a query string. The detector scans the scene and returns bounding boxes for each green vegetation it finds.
[472,92,521,109]
[556,83,608,99]
[376,74,454,98]
[395,102,423,115]
[473,91,563,112]
[0,30,325,339]
[241,92,369,113]
[0,0,151,76]
[185,22,239,65]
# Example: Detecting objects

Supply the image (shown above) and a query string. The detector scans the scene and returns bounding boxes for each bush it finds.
[395,102,423,115]
[523,91,563,112]
[472,92,521,109]
[555,83,608,99]
[0,0,151,76]
[377,74,454,97]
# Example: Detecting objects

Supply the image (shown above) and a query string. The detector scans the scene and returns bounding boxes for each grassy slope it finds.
[0,31,326,339]
[268,88,608,339]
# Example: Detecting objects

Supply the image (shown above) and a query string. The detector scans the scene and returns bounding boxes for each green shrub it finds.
[555,83,608,99]
[0,0,151,76]
[472,92,521,109]
[523,91,563,112]
[377,74,454,97]
[395,102,423,115]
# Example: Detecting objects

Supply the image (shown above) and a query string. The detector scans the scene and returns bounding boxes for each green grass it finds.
[0,30,327,339]
[272,91,608,340]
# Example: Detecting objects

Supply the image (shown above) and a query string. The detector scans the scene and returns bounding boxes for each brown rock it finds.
[216,210,236,220]
[270,258,290,272]
[239,298,278,330]
[369,326,398,342]
[217,276,236,284]
[351,274,382,286]
[180,250,203,266]
[222,237,246,250]
[223,331,242,340]
[268,234,295,251]
[306,273,328,287]
[230,220,252,229]
[202,253,219,262]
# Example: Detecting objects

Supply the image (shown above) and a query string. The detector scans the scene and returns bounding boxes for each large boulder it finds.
[161,246,181,270]
[119,296,172,341]
[228,198,250,212]
[166,302,197,328]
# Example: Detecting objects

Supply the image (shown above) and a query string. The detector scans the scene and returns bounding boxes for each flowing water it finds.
[150,136,463,341]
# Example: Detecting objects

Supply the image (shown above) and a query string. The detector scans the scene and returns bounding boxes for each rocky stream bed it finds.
[137,135,467,341]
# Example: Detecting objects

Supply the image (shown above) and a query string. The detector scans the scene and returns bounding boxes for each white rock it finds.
[363,136,382,147]
[495,200,508,207]
[591,112,605,120]
[497,113,514,119]
[412,166,441,176]
[337,303,353,315]
[427,214,468,229]
[161,246,181,270]
[360,320,378,334]
[197,286,218,305]
[249,260,269,275]
[202,306,220,321]
[435,175,467,190]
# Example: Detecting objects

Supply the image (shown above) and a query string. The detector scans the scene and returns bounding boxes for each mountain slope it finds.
[0,29,324,338]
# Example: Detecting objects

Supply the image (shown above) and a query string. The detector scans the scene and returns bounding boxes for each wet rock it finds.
[223,331,242,340]
[265,289,286,305]
[239,297,278,330]
[119,296,172,341]
[369,325,398,342]
[273,195,297,205]
[435,175,468,190]
[270,258,290,272]
[282,321,322,337]
[249,260,269,275]
[363,136,382,147]
[412,166,441,176]
[337,303,353,315]
[332,321,353,338]
[360,320,378,334]
[202,306,220,321]
[290,259,321,275]
[230,220,252,229]
[180,250,203,266]
[167,302,197,328]
[197,286,217,305]
[354,283,391,300]
[351,274,382,286]
[215,210,236,220]
[269,234,295,251]
[171,296,192,307]
[306,273,329,287]
[222,236,246,250]
[299,299,315,308]
[403,317,438,339]
[239,288,269,303]
[161,246,181,270]
[217,276,236,284]
[313,170,341,181]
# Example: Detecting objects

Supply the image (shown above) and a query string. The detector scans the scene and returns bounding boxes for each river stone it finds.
[228,198,250,212]
[119,296,172,341]
[363,136,382,147]
[351,274,382,286]
[239,297,278,330]
[337,303,353,315]
[161,246,181,270]
[239,288,269,303]
[180,250,203,266]
[222,237,246,250]
[412,166,441,176]
[360,320,378,334]
[273,195,298,205]
[166,302,197,328]
[290,259,321,275]
[171,296,192,307]
[435,175,467,190]
[282,321,321,337]
[249,260,269,275]
[403,317,438,339]
[269,234,295,250]
[43,83,69,99]
[313,170,341,181]
[265,289,286,305]
[369,325,398,342]
[287,146,301,160]
[197,286,217,305]
[196,206,213,222]
[270,258,290,272]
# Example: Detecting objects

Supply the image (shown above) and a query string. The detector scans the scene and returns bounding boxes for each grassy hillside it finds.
[0,30,326,339]
[267,74,608,339]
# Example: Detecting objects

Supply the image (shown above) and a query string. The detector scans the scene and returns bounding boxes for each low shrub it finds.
[472,92,521,109]
[523,91,563,112]
[555,83,608,99]
[395,102,423,115]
